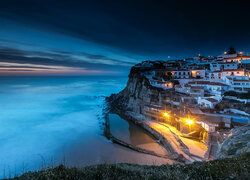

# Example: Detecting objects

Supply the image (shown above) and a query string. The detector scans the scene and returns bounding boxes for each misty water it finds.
[0,76,169,178]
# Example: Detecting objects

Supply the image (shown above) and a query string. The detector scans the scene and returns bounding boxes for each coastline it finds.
[105,108,206,163]
[104,68,209,163]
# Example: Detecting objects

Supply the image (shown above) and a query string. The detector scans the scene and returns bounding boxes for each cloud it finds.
[0,69,34,72]
[0,46,133,74]
[0,65,56,69]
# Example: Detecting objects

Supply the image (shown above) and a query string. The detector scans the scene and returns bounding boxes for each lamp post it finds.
[163,112,170,123]
[186,119,194,133]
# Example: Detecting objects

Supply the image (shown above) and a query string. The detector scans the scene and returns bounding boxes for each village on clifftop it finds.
[135,46,250,159]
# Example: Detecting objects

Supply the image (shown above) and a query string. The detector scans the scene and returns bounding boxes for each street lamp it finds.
[185,119,194,133]
[163,112,170,118]
[186,119,193,125]
[163,112,170,123]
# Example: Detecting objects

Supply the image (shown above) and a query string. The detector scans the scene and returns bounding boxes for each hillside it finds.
[15,153,250,180]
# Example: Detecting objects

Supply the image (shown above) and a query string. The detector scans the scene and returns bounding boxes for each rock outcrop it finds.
[217,124,250,158]
[106,63,177,114]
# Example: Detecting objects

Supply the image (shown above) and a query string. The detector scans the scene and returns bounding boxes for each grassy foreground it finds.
[13,153,249,180]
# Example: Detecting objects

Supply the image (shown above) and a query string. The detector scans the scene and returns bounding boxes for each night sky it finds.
[1,0,250,75]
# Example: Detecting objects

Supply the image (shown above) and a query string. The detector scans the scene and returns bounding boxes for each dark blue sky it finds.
[0,0,250,75]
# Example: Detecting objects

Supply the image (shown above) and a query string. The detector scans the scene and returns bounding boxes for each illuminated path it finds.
[146,121,207,162]
[126,111,207,162]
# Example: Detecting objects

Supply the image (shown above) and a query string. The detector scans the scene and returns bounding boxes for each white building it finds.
[208,69,245,80]
[150,79,174,89]
[172,70,191,79]
[205,82,229,95]
[188,81,229,96]
[198,97,219,109]
[223,56,250,64]
[190,69,206,79]
[201,121,215,132]
[172,69,206,79]
[223,76,250,92]
[175,84,204,97]
[210,62,238,72]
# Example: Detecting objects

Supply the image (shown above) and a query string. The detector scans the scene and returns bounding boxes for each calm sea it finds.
[0,76,169,178]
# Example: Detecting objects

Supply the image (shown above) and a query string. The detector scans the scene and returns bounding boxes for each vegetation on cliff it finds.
[217,124,250,159]
[15,153,250,180]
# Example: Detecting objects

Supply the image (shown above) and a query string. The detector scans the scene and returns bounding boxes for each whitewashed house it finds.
[208,69,245,80]
[188,81,229,96]
[205,82,229,95]
[223,56,250,64]
[198,97,219,109]
[201,121,216,132]
[175,84,204,97]
[190,69,206,79]
[172,70,191,79]
[210,62,238,72]
[150,79,173,89]
[223,76,250,92]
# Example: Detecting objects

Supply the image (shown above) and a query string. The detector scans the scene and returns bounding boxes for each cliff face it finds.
[217,124,250,159]
[106,65,174,114]
[107,62,250,160]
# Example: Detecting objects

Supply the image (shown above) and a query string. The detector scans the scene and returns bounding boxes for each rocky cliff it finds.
[107,62,250,160]
[106,63,176,114]
[217,124,250,159]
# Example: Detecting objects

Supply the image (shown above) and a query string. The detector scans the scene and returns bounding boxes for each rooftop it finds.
[190,86,204,89]
[189,81,228,86]
[206,98,219,103]
[224,56,250,59]
[212,69,244,73]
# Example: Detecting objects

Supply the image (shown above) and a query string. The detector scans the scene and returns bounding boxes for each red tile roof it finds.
[206,98,218,103]
[208,82,229,86]
[211,69,244,73]
[233,80,250,82]
[189,81,210,85]
[189,81,228,86]
[223,69,244,72]
[224,56,250,59]
[190,86,204,89]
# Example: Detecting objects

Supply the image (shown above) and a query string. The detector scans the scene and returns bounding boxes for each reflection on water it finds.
[0,76,171,178]
[109,114,168,155]
[109,113,158,145]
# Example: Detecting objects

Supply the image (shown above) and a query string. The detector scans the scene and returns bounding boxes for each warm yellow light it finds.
[224,52,227,54]
[186,119,194,125]
[163,112,170,118]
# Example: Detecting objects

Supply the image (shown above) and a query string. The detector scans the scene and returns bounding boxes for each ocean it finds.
[0,76,169,178]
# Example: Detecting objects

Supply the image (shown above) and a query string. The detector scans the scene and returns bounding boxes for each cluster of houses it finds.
[142,48,250,134]
[146,49,250,109]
